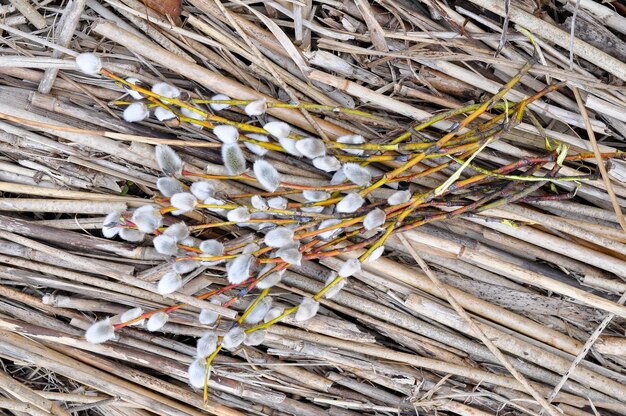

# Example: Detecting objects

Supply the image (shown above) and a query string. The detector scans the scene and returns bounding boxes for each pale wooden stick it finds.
[91,21,350,138]
[9,0,46,29]
[0,230,236,318]
[0,199,126,214]
[38,0,86,93]
[0,370,70,416]
[467,0,626,80]
[573,87,626,231]
[399,234,558,415]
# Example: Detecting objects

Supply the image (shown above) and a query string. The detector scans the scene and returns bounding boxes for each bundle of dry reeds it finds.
[0,0,625,415]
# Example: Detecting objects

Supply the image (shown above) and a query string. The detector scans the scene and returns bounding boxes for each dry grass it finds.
[0,0,625,415]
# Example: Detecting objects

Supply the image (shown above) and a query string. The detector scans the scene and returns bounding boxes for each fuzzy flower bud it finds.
[295,297,319,322]
[343,163,371,186]
[157,177,183,197]
[296,138,326,159]
[75,52,102,75]
[209,94,231,111]
[213,125,239,144]
[124,77,143,100]
[170,192,197,213]
[244,99,267,116]
[336,193,364,213]
[157,271,182,294]
[253,160,280,192]
[85,318,115,344]
[151,82,180,99]
[222,326,246,350]
[154,106,176,122]
[243,297,272,324]
[313,156,341,172]
[227,254,253,284]
[264,227,294,248]
[155,145,183,176]
[388,190,411,205]
[123,102,149,123]
[146,311,169,331]
[222,143,246,176]
[196,331,218,358]
[339,258,361,277]
[120,307,144,326]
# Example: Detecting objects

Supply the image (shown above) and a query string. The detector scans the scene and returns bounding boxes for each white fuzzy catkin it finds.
[123,102,149,123]
[251,195,268,210]
[180,107,205,122]
[173,260,200,274]
[267,197,287,210]
[170,192,197,213]
[199,240,224,256]
[364,208,386,230]
[264,307,284,323]
[253,160,280,192]
[301,206,324,213]
[227,206,251,223]
[313,156,341,172]
[119,228,144,242]
[210,94,230,111]
[295,297,320,322]
[244,329,266,346]
[213,125,239,144]
[256,271,282,289]
[343,163,371,186]
[295,138,326,159]
[243,297,272,324]
[264,227,294,248]
[157,177,183,197]
[146,312,169,331]
[388,190,411,205]
[222,326,246,349]
[317,219,342,240]
[278,137,303,157]
[339,258,361,277]
[131,205,162,233]
[244,99,267,116]
[336,193,365,213]
[337,134,365,155]
[154,106,176,122]
[190,181,214,200]
[124,78,143,100]
[153,234,178,256]
[203,196,226,213]
[75,52,102,75]
[242,243,259,254]
[196,331,218,358]
[163,222,190,241]
[277,246,302,265]
[366,245,385,262]
[155,145,182,176]
[157,271,182,294]
[330,170,347,185]
[227,254,253,284]
[324,272,346,299]
[263,121,290,138]
[303,190,330,202]
[85,318,115,344]
[244,134,269,156]
[120,307,144,326]
[151,82,180,99]
[222,143,246,176]
[102,211,121,238]
[188,358,208,389]
[199,299,222,325]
